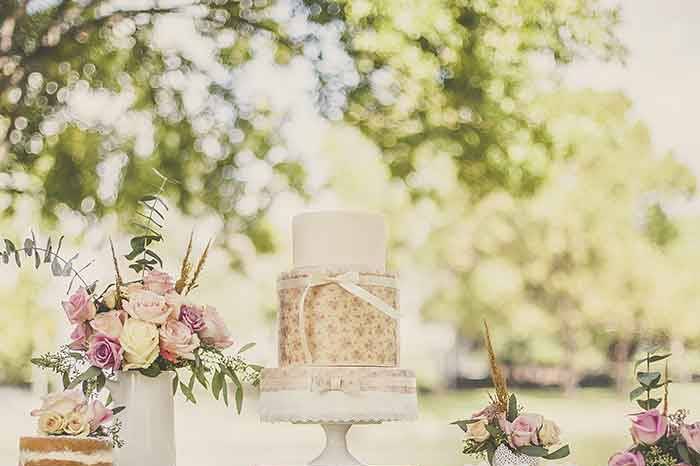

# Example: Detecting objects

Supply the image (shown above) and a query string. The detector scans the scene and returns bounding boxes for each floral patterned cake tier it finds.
[277,267,400,367]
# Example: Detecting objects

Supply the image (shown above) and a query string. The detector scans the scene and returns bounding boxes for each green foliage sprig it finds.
[0,232,96,295]
[630,346,672,411]
[125,169,176,275]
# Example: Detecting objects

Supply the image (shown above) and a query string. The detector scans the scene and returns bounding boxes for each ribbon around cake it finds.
[277,270,400,363]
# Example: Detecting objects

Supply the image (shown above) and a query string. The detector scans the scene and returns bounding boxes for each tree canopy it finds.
[1,0,622,250]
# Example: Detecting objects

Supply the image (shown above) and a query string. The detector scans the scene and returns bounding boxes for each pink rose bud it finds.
[681,423,700,453]
[87,334,123,371]
[85,399,113,432]
[198,306,234,350]
[68,322,93,350]
[62,287,97,324]
[630,409,668,445]
[143,270,175,296]
[609,451,645,466]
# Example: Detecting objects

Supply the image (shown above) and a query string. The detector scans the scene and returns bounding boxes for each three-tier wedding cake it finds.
[259,210,418,466]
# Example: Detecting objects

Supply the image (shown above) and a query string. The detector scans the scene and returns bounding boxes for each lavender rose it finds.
[143,270,175,296]
[199,305,234,349]
[62,287,96,324]
[179,304,206,333]
[681,423,700,453]
[609,451,645,466]
[87,334,123,371]
[630,409,668,445]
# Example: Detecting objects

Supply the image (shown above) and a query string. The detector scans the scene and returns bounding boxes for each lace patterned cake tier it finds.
[259,367,418,423]
[277,268,400,367]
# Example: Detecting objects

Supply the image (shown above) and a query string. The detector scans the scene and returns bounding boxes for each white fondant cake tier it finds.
[259,367,418,423]
[292,211,387,272]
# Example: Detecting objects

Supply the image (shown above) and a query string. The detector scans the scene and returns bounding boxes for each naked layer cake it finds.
[18,436,113,466]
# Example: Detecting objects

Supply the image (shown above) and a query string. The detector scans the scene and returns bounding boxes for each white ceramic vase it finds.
[107,371,176,466]
[493,444,540,466]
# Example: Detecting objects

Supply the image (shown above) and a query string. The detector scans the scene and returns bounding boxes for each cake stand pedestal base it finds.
[310,423,364,466]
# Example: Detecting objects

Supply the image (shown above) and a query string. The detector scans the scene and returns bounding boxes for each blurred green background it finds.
[1,0,700,465]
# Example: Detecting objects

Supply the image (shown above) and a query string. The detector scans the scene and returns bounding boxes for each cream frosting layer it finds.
[19,449,113,465]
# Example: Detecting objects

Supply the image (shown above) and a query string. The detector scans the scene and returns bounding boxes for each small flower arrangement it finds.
[452,322,570,465]
[608,348,700,466]
[31,388,124,447]
[3,177,261,412]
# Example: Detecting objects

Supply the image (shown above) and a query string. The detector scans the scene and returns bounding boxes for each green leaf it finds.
[144,249,163,268]
[4,239,16,254]
[96,372,106,393]
[636,371,662,388]
[51,257,63,276]
[507,393,518,422]
[637,398,662,410]
[139,363,161,378]
[68,366,102,389]
[212,371,224,400]
[629,386,646,401]
[451,419,481,432]
[44,237,53,263]
[486,445,495,466]
[24,238,34,256]
[194,366,208,389]
[237,342,256,354]
[634,353,672,372]
[62,371,71,389]
[221,379,229,407]
[544,445,571,460]
[235,385,243,414]
[485,424,501,439]
[179,382,196,404]
[678,443,692,464]
[517,446,549,457]
[172,373,179,395]
[112,406,126,415]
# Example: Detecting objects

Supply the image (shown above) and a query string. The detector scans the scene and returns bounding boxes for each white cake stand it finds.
[260,388,417,466]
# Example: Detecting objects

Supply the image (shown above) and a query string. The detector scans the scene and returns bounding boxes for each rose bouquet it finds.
[3,182,260,412]
[452,323,570,466]
[31,387,124,447]
[608,349,700,466]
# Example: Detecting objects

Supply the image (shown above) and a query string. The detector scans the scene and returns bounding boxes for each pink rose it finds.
[609,451,645,466]
[123,290,169,324]
[90,310,127,339]
[180,304,206,333]
[143,270,175,296]
[509,413,543,447]
[31,388,85,417]
[62,287,97,324]
[68,322,93,350]
[198,306,234,349]
[630,410,668,445]
[87,334,123,371]
[681,423,700,453]
[85,399,113,431]
[159,320,201,362]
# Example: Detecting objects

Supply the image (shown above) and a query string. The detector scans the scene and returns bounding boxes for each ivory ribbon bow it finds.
[311,373,362,394]
[282,270,400,363]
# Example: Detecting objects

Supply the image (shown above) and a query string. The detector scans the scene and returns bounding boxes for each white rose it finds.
[538,419,561,447]
[119,318,160,370]
[466,419,491,442]
[38,412,65,435]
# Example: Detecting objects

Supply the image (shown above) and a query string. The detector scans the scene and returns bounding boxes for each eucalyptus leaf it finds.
[51,257,63,276]
[629,386,646,401]
[24,238,34,256]
[44,237,53,263]
[636,371,662,388]
[634,353,672,372]
[507,393,518,422]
